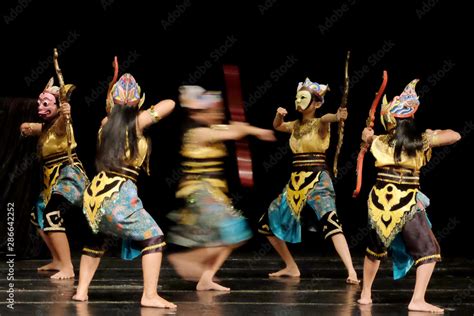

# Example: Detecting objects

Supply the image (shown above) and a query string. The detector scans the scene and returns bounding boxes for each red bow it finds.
[353,70,388,198]
[223,65,253,188]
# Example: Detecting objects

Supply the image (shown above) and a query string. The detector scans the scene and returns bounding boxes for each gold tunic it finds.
[126,135,148,169]
[370,133,432,170]
[368,133,432,246]
[38,119,77,159]
[176,128,228,201]
[38,119,82,207]
[282,118,330,217]
[285,118,330,154]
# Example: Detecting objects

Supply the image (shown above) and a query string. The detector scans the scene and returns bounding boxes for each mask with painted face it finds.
[37,77,60,121]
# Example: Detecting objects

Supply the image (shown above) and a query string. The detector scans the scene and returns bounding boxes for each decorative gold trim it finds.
[324,229,343,239]
[147,105,161,123]
[293,159,326,164]
[368,183,418,246]
[287,171,321,218]
[84,172,126,233]
[377,172,419,179]
[415,254,441,266]
[183,167,224,174]
[379,166,419,175]
[107,171,137,183]
[45,210,63,230]
[258,224,271,235]
[183,161,224,167]
[121,166,140,175]
[83,247,105,255]
[366,247,387,258]
[376,178,420,186]
[43,227,66,232]
[210,124,229,130]
[324,212,343,239]
[141,242,166,253]
[44,155,73,166]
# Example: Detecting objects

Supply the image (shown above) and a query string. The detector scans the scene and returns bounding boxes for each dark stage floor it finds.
[1,254,473,315]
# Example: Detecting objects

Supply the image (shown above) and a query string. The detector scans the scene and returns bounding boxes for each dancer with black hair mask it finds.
[357,79,461,313]
[72,72,176,309]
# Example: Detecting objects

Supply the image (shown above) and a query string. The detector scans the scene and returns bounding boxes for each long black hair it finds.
[388,118,423,164]
[96,105,139,172]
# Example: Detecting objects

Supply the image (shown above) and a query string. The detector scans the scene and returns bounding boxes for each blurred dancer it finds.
[167,86,275,291]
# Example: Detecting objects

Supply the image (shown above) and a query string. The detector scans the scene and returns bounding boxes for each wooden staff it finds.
[333,51,351,177]
[53,48,76,163]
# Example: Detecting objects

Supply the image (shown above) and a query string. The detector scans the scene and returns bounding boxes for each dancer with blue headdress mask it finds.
[258,78,359,284]
[72,67,176,309]
[357,79,461,313]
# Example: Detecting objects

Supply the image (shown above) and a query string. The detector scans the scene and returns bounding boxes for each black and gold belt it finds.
[106,166,140,183]
[43,151,81,167]
[376,167,420,186]
[182,171,225,181]
[292,152,327,172]
[181,157,225,180]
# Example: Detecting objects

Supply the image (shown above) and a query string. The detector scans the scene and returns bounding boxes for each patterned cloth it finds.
[261,170,341,243]
[366,193,441,279]
[167,183,252,248]
[83,173,164,260]
[32,164,88,230]
[366,179,441,279]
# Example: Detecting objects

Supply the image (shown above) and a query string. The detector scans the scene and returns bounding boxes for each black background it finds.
[1,0,472,258]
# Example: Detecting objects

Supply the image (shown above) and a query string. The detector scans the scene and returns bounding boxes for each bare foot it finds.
[345,269,360,284]
[168,253,204,281]
[268,266,300,278]
[141,294,177,309]
[38,261,61,271]
[50,266,75,279]
[346,277,361,285]
[72,293,88,302]
[357,297,372,305]
[358,291,372,305]
[196,280,231,291]
[196,290,229,304]
[408,301,444,313]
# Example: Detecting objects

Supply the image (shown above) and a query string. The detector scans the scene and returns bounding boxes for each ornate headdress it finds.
[297,78,330,100]
[381,79,420,130]
[107,73,145,112]
[179,85,221,109]
[40,77,60,99]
